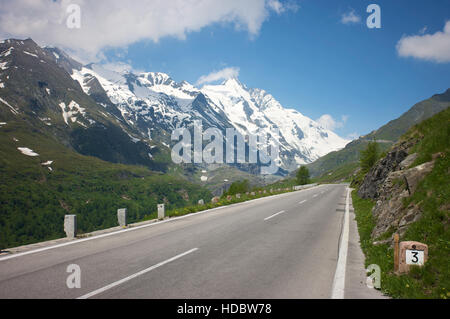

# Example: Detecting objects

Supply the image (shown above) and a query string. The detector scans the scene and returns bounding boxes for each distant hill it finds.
[307,89,450,180]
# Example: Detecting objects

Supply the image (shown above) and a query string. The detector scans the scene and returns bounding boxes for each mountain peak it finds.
[141,72,173,86]
[222,77,247,91]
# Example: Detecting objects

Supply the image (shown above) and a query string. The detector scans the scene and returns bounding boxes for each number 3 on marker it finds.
[411,251,419,263]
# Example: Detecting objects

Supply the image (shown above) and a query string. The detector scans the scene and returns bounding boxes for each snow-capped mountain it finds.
[71,64,349,172]
[0,37,349,177]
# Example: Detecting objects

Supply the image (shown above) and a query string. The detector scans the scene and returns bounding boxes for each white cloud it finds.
[196,67,240,86]
[397,21,450,63]
[316,114,348,131]
[341,9,361,25]
[267,0,299,15]
[0,0,297,62]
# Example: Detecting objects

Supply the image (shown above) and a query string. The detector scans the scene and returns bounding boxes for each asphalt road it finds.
[0,184,382,299]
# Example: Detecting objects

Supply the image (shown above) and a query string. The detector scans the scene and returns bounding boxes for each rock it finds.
[358,148,408,199]
[370,161,434,239]
[211,197,220,204]
[399,153,418,170]
[358,136,419,200]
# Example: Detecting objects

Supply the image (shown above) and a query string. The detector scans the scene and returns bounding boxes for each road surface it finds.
[0,184,384,299]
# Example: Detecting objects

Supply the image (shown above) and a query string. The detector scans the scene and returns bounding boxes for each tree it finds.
[360,141,379,173]
[224,180,250,196]
[296,166,310,185]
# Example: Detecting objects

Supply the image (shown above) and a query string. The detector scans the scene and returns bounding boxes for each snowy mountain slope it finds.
[69,60,349,173]
[201,78,349,167]
[0,39,168,171]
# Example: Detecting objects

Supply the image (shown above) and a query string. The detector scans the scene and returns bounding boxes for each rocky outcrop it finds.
[371,160,435,239]
[358,136,419,199]
[357,134,437,240]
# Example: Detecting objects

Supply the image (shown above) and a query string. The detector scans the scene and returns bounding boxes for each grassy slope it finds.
[351,107,450,299]
[0,122,211,249]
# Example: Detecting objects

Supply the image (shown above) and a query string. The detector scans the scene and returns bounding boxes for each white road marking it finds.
[313,194,318,198]
[264,211,286,221]
[77,248,199,299]
[331,187,351,299]
[299,200,307,205]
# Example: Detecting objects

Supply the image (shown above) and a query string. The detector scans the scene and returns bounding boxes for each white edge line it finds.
[264,210,286,221]
[77,248,199,299]
[331,187,351,299]
[0,185,323,262]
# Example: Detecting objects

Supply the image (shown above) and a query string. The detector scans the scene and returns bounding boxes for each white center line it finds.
[299,200,307,205]
[77,248,199,299]
[264,211,286,221]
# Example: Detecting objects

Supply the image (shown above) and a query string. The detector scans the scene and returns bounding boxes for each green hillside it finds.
[0,121,211,250]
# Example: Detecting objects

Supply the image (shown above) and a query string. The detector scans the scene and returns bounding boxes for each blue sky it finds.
[1,0,449,139]
[101,0,450,139]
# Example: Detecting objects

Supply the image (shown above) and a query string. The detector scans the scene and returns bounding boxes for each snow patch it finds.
[59,101,86,125]
[18,147,39,157]
[0,62,8,70]
[23,51,38,58]
[0,97,19,115]
[0,47,13,57]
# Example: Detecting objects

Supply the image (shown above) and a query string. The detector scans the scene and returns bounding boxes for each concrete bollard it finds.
[64,215,77,239]
[198,199,205,205]
[158,204,165,219]
[117,208,127,227]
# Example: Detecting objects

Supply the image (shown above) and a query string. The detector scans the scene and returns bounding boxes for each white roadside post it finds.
[117,208,127,227]
[64,215,77,239]
[158,204,165,220]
